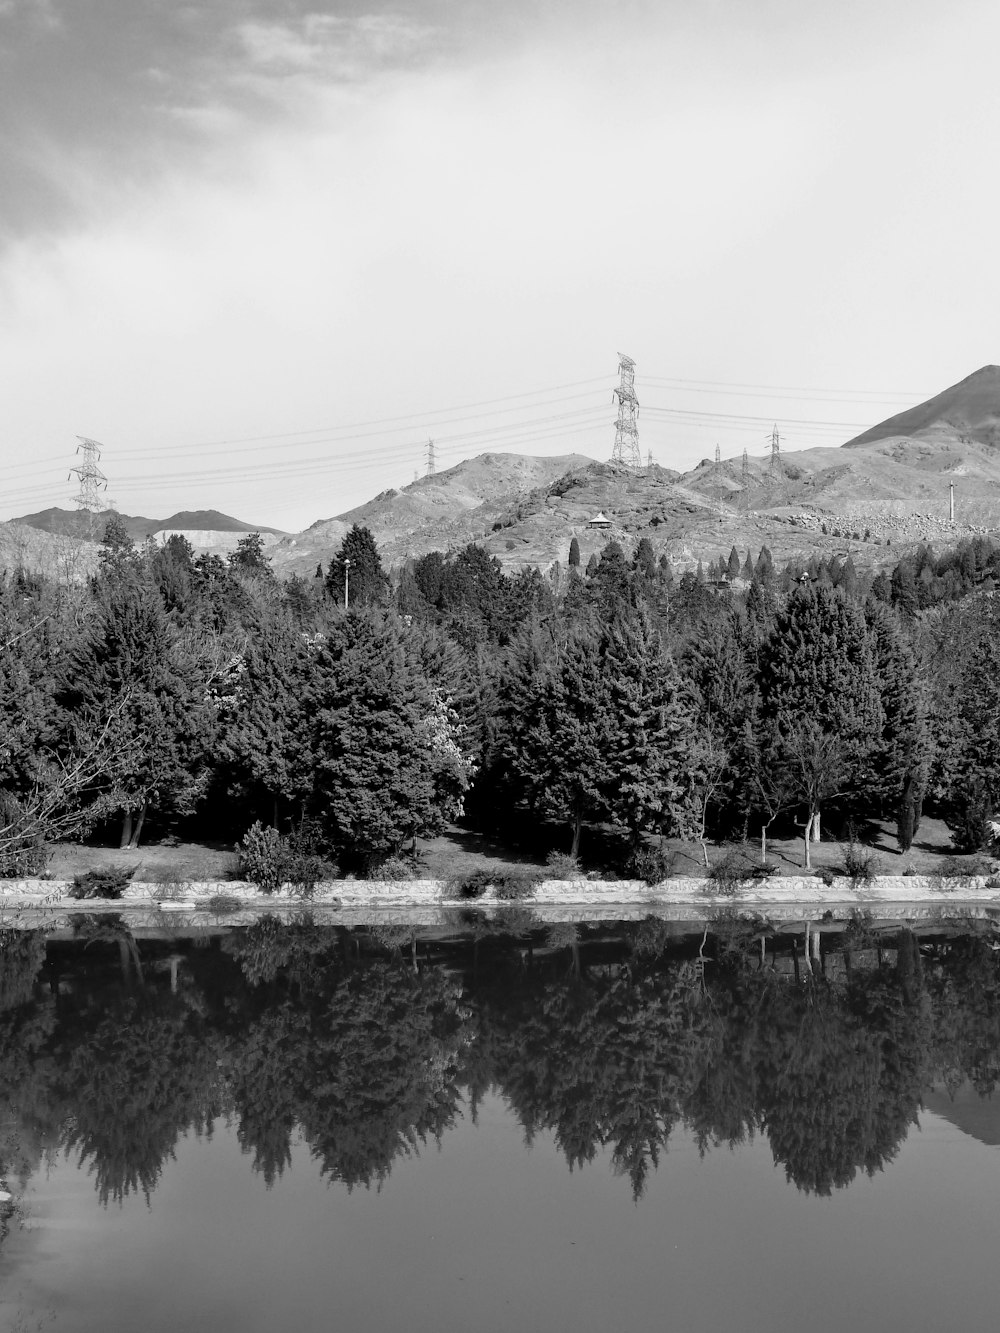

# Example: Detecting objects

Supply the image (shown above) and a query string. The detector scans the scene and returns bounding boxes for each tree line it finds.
[1,515,998,876]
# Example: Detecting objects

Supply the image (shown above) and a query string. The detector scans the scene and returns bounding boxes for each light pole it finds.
[343,556,351,610]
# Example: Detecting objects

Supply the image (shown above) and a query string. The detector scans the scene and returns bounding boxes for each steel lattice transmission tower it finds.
[741,447,751,512]
[68,437,108,516]
[426,438,436,475]
[714,443,721,464]
[610,353,641,471]
[768,424,783,484]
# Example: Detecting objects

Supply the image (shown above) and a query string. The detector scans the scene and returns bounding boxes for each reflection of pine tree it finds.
[55,993,226,1206]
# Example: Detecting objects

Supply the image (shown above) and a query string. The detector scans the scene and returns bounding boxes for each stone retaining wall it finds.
[0,873,997,911]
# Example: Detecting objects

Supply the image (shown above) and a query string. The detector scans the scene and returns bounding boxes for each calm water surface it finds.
[3,915,1000,1332]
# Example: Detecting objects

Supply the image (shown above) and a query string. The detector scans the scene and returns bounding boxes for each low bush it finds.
[368,855,417,881]
[843,842,880,885]
[545,851,582,879]
[626,845,678,887]
[815,867,836,886]
[69,866,133,900]
[236,821,336,897]
[707,848,756,896]
[932,854,993,882]
[448,868,541,900]
[494,871,541,900]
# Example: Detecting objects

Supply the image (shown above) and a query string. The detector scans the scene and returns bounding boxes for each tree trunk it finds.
[120,810,133,849]
[761,825,767,863]
[811,810,821,842]
[127,800,147,850]
[803,814,813,869]
[570,811,582,860]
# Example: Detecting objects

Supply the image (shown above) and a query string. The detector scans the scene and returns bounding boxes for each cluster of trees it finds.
[2,917,998,1204]
[1,514,998,874]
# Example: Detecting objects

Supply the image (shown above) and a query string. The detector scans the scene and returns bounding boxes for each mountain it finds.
[843,365,1000,450]
[7,369,1000,583]
[922,1083,1000,1147]
[10,507,286,540]
[271,452,597,576]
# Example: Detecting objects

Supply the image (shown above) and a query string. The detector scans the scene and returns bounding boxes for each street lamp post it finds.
[343,556,351,610]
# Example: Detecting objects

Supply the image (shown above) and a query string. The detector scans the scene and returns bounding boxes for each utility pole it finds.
[741,448,751,513]
[949,481,955,523]
[426,439,436,475]
[68,436,108,535]
[343,556,351,610]
[610,353,641,471]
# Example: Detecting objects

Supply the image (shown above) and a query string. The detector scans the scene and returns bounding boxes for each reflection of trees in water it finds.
[4,921,1000,1209]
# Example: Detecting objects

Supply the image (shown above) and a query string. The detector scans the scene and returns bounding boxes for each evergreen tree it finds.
[633,537,656,580]
[568,537,581,568]
[229,532,274,580]
[308,613,472,871]
[726,546,741,580]
[758,583,883,836]
[326,525,388,609]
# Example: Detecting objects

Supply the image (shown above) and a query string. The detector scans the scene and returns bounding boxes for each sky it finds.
[2,0,999,533]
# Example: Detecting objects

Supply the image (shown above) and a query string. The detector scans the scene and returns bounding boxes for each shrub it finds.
[449,869,493,899]
[626,845,677,887]
[545,851,582,879]
[69,866,133,900]
[493,871,541,901]
[707,848,756,896]
[843,842,880,885]
[369,855,417,881]
[932,854,993,883]
[236,821,336,897]
[448,869,541,900]
[815,867,836,887]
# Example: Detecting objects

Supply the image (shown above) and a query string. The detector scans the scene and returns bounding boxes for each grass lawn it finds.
[34,813,989,884]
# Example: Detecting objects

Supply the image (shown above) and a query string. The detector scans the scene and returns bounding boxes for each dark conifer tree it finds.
[326,525,388,609]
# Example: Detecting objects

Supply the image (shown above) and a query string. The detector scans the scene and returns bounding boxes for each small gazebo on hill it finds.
[588,511,612,529]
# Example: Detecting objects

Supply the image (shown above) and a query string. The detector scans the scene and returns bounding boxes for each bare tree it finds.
[0,698,137,873]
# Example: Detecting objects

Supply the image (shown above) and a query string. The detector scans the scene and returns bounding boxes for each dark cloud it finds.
[0,0,498,243]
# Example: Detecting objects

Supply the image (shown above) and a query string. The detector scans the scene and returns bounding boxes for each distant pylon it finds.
[768,424,783,484]
[68,437,108,522]
[610,353,641,471]
[426,439,436,475]
[647,449,653,469]
[714,443,720,464]
[741,448,750,512]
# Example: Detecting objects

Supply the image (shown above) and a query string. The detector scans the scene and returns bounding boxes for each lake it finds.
[3,911,1000,1332]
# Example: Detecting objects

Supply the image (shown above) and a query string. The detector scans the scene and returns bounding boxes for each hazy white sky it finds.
[2,0,998,531]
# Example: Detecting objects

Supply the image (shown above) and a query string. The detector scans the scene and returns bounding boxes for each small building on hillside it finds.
[588,511,612,529]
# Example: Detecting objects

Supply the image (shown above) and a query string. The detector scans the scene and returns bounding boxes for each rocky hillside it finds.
[272,370,1000,578]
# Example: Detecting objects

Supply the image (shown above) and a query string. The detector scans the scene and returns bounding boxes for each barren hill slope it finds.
[272,452,596,575]
[843,365,1000,449]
